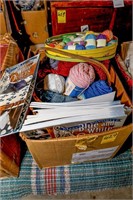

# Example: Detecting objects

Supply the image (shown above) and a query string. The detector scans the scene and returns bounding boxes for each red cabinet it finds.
[48,1,132,44]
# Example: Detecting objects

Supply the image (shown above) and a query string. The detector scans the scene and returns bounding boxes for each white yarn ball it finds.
[44,73,65,94]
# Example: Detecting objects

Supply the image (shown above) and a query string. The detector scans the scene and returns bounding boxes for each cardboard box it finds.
[22,9,49,44]
[20,124,132,169]
[20,65,132,169]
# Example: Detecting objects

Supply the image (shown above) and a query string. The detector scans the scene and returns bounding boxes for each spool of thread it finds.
[85,34,96,49]
[78,80,113,99]
[102,29,113,42]
[64,63,95,97]
[96,34,107,48]
[44,73,65,94]
[49,59,59,69]
[64,44,85,50]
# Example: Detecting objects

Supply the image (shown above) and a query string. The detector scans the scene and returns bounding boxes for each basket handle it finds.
[45,46,111,85]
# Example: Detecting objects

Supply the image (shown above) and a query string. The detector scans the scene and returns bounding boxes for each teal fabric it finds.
[0,150,132,200]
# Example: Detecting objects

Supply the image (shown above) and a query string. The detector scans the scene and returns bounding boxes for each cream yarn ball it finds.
[44,73,65,94]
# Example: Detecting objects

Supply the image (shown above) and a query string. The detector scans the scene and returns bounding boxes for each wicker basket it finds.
[0,33,23,71]
[44,32,118,62]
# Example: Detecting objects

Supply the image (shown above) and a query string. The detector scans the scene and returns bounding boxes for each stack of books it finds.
[20,91,129,138]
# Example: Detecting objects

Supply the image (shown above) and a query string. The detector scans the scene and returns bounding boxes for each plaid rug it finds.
[0,149,132,200]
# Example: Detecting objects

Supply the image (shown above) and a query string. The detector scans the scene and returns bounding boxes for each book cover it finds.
[53,116,127,138]
[0,54,40,137]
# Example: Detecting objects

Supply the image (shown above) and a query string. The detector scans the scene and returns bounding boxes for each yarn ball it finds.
[78,80,113,99]
[44,73,65,94]
[69,63,95,88]
[96,34,107,47]
[102,29,113,42]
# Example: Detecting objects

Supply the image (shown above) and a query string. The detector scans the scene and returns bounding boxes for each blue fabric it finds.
[39,90,78,102]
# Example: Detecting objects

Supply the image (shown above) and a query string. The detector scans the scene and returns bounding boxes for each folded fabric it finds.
[39,90,78,102]
[78,80,113,99]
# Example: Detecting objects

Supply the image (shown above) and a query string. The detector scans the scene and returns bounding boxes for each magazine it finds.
[0,54,40,137]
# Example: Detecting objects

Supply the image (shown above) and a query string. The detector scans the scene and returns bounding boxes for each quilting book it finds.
[0,54,40,137]
[53,116,127,138]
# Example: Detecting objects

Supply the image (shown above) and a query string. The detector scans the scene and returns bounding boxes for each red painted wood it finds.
[1,134,21,166]
[50,0,132,43]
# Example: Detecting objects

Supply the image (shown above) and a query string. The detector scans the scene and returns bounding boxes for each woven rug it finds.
[0,149,132,200]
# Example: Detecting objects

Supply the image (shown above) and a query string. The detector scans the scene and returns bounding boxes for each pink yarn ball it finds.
[102,30,113,42]
[69,63,95,88]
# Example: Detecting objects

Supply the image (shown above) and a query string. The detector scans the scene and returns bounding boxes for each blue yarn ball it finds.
[79,80,113,99]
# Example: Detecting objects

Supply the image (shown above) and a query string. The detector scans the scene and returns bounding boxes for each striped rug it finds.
[0,149,132,200]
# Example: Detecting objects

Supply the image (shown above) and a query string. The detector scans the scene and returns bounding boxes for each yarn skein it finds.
[78,80,113,99]
[102,29,113,42]
[69,63,95,88]
[44,73,65,94]
[85,34,96,49]
[64,63,95,97]
[64,44,85,50]
[96,34,107,48]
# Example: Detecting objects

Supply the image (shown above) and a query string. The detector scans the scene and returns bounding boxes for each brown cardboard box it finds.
[0,5,49,44]
[20,124,132,169]
[20,65,132,169]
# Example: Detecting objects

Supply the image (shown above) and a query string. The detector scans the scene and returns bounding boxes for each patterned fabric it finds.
[0,150,132,200]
